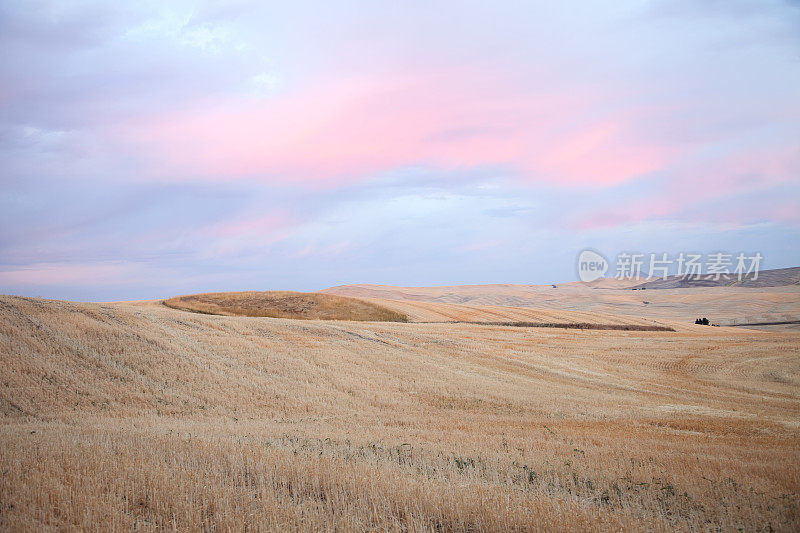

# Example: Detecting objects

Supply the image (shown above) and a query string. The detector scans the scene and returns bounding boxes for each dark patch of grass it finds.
[162,291,409,323]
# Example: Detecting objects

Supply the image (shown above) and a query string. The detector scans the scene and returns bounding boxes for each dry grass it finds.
[164,290,409,322]
[323,282,800,330]
[1,294,799,531]
[352,297,678,328]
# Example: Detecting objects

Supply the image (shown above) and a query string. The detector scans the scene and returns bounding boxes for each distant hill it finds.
[322,268,800,329]
[629,266,800,290]
[162,290,670,329]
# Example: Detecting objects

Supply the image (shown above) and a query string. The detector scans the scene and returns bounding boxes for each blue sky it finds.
[1,0,799,300]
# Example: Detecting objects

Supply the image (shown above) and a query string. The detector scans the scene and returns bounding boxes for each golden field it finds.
[163,290,672,331]
[323,279,800,329]
[1,292,799,531]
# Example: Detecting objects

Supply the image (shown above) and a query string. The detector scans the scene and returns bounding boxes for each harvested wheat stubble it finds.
[0,294,798,531]
[323,277,800,330]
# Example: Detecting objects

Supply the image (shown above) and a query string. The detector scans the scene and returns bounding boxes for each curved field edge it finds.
[163,291,409,322]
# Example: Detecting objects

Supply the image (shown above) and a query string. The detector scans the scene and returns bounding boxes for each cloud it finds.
[1,0,799,299]
[0,261,152,286]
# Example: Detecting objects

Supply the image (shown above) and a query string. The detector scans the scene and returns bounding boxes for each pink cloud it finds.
[204,212,293,239]
[537,118,670,185]
[0,262,150,286]
[574,192,800,231]
[118,69,672,188]
[573,201,679,231]
[198,212,297,257]
[572,157,800,231]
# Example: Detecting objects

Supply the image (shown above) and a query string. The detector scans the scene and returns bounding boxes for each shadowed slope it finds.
[164,291,408,322]
[630,266,800,290]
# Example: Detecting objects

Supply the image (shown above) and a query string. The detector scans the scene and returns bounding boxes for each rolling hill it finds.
[0,293,799,529]
[322,268,800,329]
[629,266,800,290]
[163,290,408,321]
[162,290,675,330]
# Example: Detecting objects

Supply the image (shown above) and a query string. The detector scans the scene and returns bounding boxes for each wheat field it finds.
[1,294,799,531]
[163,291,409,322]
[323,281,800,329]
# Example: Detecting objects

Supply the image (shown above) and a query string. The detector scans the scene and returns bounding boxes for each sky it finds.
[1,0,799,301]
